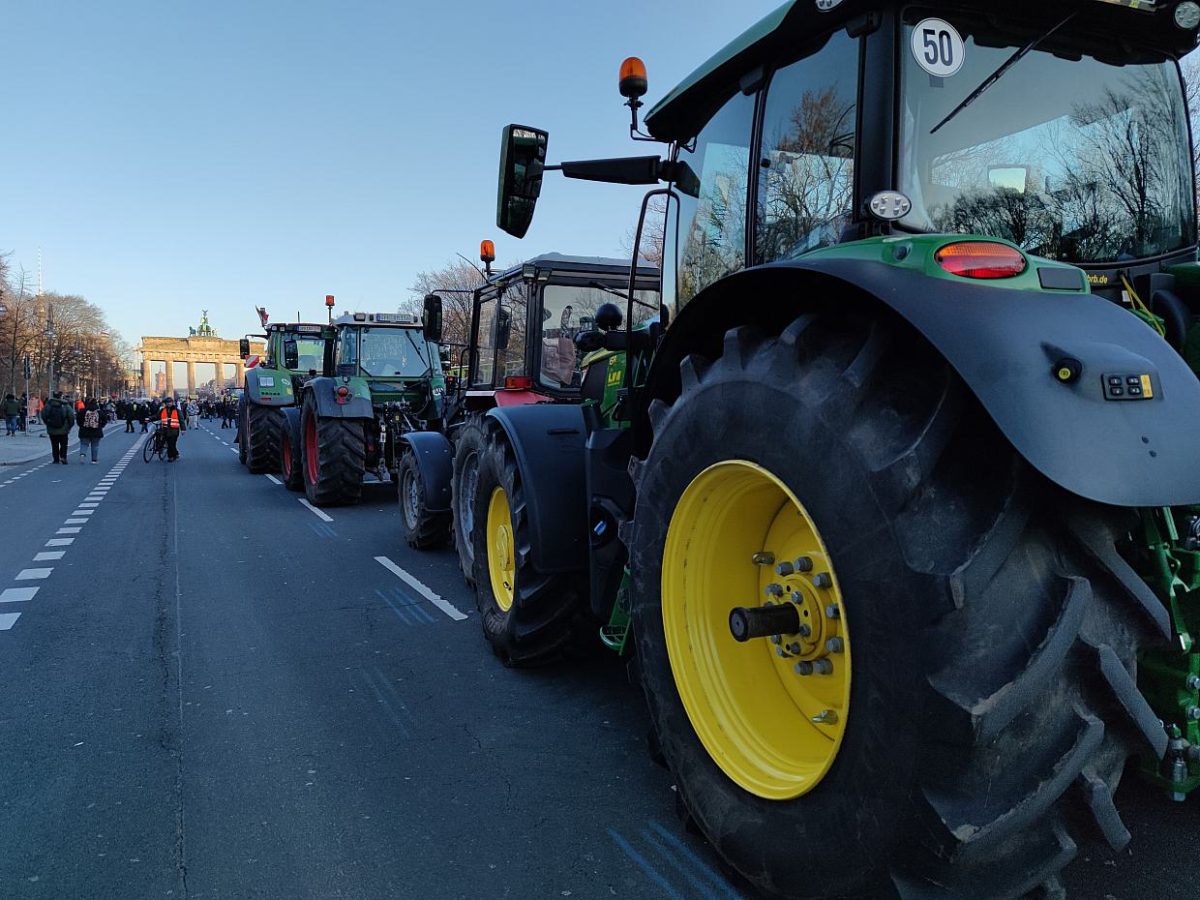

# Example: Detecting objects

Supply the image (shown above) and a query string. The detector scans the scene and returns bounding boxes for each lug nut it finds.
[775,561,795,576]
[1187,674,1200,690]
[764,583,784,598]
[825,604,841,619]
[1188,706,1200,721]
[786,642,802,655]
[794,661,814,676]
[794,556,813,572]
[797,624,811,637]
[752,552,775,566]
[770,634,781,645]
[813,658,834,675]
[790,591,804,603]
[825,637,844,654]
[812,573,832,589]
[811,709,838,724]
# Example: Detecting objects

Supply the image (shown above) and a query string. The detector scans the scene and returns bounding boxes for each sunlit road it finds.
[0,423,1194,899]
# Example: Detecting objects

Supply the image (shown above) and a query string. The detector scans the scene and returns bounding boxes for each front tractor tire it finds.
[279,418,304,492]
[300,392,365,507]
[244,404,284,474]
[470,426,586,665]
[451,416,487,588]
[628,314,1167,899]
[399,448,450,549]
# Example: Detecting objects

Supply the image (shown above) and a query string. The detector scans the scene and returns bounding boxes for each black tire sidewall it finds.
[469,436,512,645]
[631,373,926,895]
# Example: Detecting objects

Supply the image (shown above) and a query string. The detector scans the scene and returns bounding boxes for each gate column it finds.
[165,359,175,395]
[142,360,152,394]
[186,360,196,395]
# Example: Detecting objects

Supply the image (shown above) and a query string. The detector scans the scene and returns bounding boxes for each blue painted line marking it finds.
[644,821,740,899]
[608,828,684,900]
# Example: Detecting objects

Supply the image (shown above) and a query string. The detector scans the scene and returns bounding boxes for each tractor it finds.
[237,321,334,474]
[296,302,446,506]
[481,1,1200,897]
[397,248,658,588]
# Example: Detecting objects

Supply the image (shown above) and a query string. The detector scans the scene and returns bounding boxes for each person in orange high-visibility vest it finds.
[158,396,187,461]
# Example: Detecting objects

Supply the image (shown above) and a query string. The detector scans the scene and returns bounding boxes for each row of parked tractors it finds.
[240,2,1200,896]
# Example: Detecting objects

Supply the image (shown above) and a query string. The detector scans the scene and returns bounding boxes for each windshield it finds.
[291,337,325,372]
[538,283,659,390]
[358,327,430,378]
[899,18,1195,264]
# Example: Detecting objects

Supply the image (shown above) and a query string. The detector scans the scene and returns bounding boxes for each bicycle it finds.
[142,423,167,462]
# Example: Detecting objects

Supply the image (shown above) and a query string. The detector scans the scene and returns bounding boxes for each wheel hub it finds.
[662,460,851,800]
[486,486,516,612]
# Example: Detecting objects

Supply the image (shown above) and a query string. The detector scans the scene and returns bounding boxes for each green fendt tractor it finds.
[297,301,446,506]
[397,249,658,581]
[483,1,1200,896]
[238,321,333,474]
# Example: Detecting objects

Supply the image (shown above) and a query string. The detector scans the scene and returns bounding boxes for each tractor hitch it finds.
[729,602,801,642]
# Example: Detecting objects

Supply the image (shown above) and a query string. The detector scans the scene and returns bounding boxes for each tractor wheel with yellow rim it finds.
[628,314,1161,899]
[471,425,587,665]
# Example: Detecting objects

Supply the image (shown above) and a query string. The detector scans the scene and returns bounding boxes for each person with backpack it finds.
[2,394,19,436]
[43,392,73,463]
[77,398,108,464]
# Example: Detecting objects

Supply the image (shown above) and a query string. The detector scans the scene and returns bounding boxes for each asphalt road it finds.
[0,421,1194,899]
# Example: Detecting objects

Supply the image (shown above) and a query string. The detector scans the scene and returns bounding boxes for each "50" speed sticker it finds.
[912,18,965,78]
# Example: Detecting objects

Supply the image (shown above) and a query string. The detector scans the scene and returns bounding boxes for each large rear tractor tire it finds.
[237,403,247,465]
[471,425,587,665]
[399,448,450,549]
[245,404,283,474]
[628,314,1167,899]
[279,418,304,492]
[300,392,365,507]
[451,416,487,588]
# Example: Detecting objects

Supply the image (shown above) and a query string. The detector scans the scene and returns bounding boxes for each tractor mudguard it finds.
[243,367,295,407]
[486,404,590,574]
[304,377,375,419]
[399,431,453,513]
[656,260,1200,508]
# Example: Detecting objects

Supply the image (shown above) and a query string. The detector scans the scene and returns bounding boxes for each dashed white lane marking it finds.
[45,538,73,547]
[299,499,334,522]
[56,527,81,535]
[16,568,52,581]
[265,474,282,485]
[34,551,65,561]
[0,587,38,603]
[71,509,94,516]
[228,447,238,453]
[0,613,20,629]
[374,556,467,621]
[64,518,88,525]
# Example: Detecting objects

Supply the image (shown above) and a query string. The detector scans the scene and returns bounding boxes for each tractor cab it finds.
[329,312,447,423]
[463,253,659,411]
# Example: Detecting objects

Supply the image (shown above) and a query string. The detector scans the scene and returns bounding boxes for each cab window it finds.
[673,90,755,309]
[756,31,860,262]
[472,295,496,387]
[336,329,358,371]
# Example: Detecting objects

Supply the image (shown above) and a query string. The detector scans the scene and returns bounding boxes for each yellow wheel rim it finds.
[487,486,516,612]
[662,460,851,800]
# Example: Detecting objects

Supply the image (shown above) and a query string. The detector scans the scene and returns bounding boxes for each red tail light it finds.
[336,386,349,397]
[935,241,1027,279]
[504,376,533,390]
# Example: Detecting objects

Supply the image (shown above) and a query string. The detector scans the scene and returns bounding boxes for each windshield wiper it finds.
[930,12,1076,135]
[402,329,432,376]
[587,280,657,311]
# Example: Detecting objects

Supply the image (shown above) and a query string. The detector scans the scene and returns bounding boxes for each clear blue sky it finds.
[4,0,781,347]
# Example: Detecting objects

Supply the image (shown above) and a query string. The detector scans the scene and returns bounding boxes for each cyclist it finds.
[158,396,187,461]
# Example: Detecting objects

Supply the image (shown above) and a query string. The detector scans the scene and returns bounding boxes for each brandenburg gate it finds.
[136,311,263,396]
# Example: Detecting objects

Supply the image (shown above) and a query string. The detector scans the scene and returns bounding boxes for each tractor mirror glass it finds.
[497,124,549,238]
[283,339,299,370]
[423,294,444,343]
[238,338,251,359]
[496,306,512,351]
[988,166,1028,194]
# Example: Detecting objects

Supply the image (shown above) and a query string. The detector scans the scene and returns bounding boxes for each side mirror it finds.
[283,339,299,370]
[497,124,549,238]
[423,293,444,343]
[238,338,251,359]
[496,307,512,351]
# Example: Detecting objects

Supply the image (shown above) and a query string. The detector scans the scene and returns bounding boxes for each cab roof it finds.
[488,252,659,287]
[643,0,1199,143]
[331,312,421,328]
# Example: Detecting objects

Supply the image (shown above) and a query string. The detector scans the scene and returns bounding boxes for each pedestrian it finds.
[18,393,28,432]
[124,399,137,433]
[2,393,19,436]
[30,395,42,425]
[186,398,199,430]
[43,391,73,464]
[76,398,108,465]
[158,396,186,461]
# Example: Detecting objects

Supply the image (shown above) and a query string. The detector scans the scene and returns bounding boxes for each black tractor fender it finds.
[642,259,1200,508]
[485,405,590,574]
[398,431,453,513]
[243,367,293,407]
[302,377,375,420]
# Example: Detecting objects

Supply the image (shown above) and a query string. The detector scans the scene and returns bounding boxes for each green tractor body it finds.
[486,1,1200,896]
[239,322,333,474]
[296,312,446,506]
